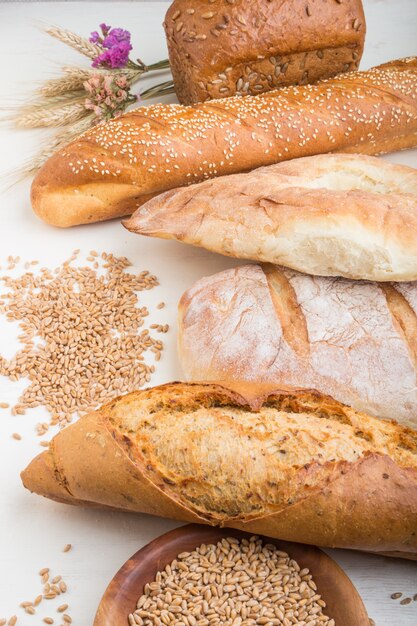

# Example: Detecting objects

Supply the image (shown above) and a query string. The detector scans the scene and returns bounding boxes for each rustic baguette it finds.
[31,58,417,227]
[22,383,417,558]
[164,0,365,104]
[178,265,417,428]
[124,153,417,282]
[21,382,417,558]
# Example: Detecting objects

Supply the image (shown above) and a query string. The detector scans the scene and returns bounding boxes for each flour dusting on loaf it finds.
[179,267,299,381]
[178,265,417,427]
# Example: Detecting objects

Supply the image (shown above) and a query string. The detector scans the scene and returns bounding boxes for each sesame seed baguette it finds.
[178,264,417,427]
[31,57,417,227]
[165,0,365,104]
[21,381,417,559]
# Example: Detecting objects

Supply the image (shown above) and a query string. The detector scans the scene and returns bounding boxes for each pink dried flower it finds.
[83,73,137,120]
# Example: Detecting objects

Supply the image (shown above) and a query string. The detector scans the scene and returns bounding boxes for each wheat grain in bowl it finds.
[128,536,334,626]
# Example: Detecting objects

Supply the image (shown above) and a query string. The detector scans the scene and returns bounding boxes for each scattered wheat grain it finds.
[0,252,166,428]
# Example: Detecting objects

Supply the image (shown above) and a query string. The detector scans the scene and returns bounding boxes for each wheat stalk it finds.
[62,66,101,80]
[27,116,95,174]
[16,102,87,128]
[0,93,85,124]
[119,67,147,82]
[63,65,142,84]
[46,25,103,59]
[3,23,174,181]
[23,92,86,111]
[39,66,142,98]
[2,116,95,189]
[39,75,87,96]
[141,80,176,101]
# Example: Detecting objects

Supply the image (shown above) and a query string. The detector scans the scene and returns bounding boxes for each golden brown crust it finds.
[31,58,417,227]
[235,454,417,554]
[21,381,417,557]
[124,153,417,282]
[164,0,365,104]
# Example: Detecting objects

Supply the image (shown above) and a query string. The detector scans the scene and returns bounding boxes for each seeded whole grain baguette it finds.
[178,265,417,428]
[31,57,417,227]
[164,0,365,104]
[21,381,417,558]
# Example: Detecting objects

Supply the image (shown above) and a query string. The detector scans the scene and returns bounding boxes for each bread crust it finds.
[124,153,417,281]
[178,264,417,427]
[21,381,417,558]
[164,0,365,104]
[31,58,417,227]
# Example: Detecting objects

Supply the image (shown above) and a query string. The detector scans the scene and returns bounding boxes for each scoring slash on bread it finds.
[164,0,365,104]
[21,382,417,559]
[124,154,417,282]
[31,58,417,227]
[178,265,417,429]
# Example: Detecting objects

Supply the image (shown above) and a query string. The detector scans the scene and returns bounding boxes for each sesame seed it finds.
[59,60,416,200]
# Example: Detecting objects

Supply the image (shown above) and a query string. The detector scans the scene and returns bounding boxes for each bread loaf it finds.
[164,0,365,104]
[124,154,417,282]
[178,265,417,429]
[21,382,417,558]
[31,58,417,227]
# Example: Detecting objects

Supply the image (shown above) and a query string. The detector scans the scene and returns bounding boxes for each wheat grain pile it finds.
[0,250,167,428]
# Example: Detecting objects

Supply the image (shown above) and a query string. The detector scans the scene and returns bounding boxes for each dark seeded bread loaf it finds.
[164,0,366,104]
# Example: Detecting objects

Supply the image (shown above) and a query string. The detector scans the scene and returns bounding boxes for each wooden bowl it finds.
[94,524,369,626]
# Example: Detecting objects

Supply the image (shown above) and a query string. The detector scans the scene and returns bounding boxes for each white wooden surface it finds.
[0,2,416,624]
